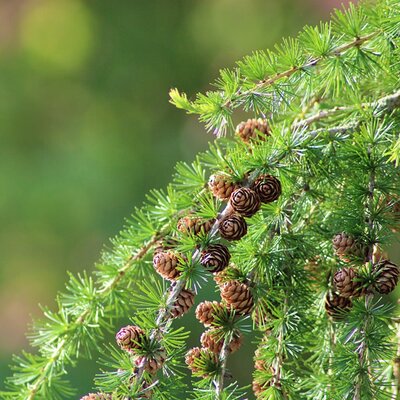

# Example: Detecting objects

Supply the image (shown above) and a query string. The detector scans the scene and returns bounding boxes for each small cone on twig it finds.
[221,280,254,315]
[230,187,261,217]
[235,118,270,143]
[170,288,195,318]
[332,232,367,262]
[153,251,182,281]
[200,244,231,273]
[214,265,244,286]
[80,394,112,400]
[325,291,353,320]
[135,347,167,375]
[115,325,145,353]
[209,174,239,200]
[373,260,400,294]
[333,267,364,298]
[218,213,247,241]
[177,216,215,235]
[185,347,219,377]
[251,174,282,203]
[195,301,225,327]
[200,330,243,354]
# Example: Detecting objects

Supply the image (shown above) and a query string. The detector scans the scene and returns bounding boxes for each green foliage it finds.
[2,0,400,399]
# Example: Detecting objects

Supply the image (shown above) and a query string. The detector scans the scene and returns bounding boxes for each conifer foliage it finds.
[2,1,400,399]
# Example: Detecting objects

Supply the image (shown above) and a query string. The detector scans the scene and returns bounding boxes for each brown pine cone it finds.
[200,330,242,354]
[218,213,247,241]
[213,265,244,286]
[177,216,215,235]
[185,347,202,373]
[208,174,239,200]
[185,347,219,376]
[235,118,270,143]
[195,301,225,327]
[333,267,363,298]
[332,232,366,262]
[80,394,112,400]
[153,251,181,281]
[325,291,353,320]
[135,348,167,375]
[221,280,254,315]
[230,187,261,217]
[170,288,195,318]
[251,174,282,203]
[373,260,400,294]
[116,325,145,352]
[200,244,231,273]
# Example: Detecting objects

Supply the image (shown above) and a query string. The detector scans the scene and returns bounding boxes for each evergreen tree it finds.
[2,0,400,399]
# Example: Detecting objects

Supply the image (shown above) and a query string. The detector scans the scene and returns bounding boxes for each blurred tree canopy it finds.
[0,0,350,394]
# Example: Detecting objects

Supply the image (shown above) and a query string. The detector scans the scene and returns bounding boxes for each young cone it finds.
[135,348,167,375]
[115,325,145,353]
[332,232,366,262]
[200,244,231,273]
[373,260,400,294]
[177,216,215,235]
[251,174,282,203]
[235,118,270,143]
[218,213,247,241]
[333,267,363,298]
[195,301,225,327]
[170,288,195,318]
[230,187,261,217]
[221,280,254,315]
[325,291,353,320]
[200,329,243,354]
[208,173,239,200]
[153,251,181,281]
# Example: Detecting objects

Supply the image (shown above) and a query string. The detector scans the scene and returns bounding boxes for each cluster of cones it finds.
[80,119,280,399]
[325,232,400,320]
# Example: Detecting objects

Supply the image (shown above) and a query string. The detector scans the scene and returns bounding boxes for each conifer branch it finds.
[224,32,378,110]
[25,229,169,400]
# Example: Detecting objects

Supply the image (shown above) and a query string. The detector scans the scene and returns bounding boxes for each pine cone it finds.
[200,330,242,354]
[170,288,195,318]
[185,347,219,376]
[373,260,400,294]
[251,174,282,203]
[230,187,261,217]
[177,216,215,235]
[153,251,181,281]
[116,325,145,352]
[333,267,363,298]
[185,347,202,373]
[80,394,112,400]
[209,174,239,200]
[221,280,254,315]
[213,265,244,286]
[332,232,366,262]
[235,118,270,143]
[200,244,231,273]
[218,213,247,241]
[195,301,225,327]
[325,291,352,320]
[135,348,167,375]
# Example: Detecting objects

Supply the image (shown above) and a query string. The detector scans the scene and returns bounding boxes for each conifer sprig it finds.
[2,0,400,399]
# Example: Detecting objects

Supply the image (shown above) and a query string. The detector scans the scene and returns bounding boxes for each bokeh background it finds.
[0,0,355,395]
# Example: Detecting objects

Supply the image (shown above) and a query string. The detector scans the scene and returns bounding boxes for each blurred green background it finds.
[0,0,355,396]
